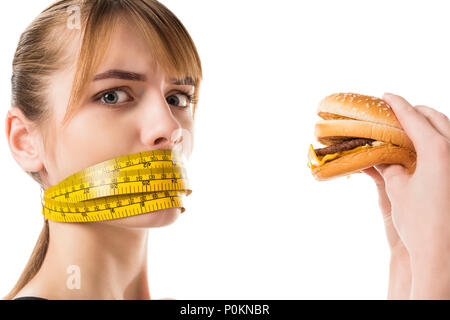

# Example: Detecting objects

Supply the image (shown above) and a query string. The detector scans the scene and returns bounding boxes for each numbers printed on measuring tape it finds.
[41,150,191,223]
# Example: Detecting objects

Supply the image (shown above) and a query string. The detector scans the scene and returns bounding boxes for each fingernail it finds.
[383,92,394,97]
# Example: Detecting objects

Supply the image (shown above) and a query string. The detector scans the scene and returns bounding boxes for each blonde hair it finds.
[4,0,202,300]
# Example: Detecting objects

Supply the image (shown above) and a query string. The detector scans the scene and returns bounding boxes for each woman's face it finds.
[40,21,195,228]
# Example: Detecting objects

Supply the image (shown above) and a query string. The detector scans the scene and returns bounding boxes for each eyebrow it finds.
[93,69,195,86]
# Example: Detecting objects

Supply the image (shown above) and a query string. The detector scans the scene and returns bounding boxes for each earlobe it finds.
[5,108,44,173]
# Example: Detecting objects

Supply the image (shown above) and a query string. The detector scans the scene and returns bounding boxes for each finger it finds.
[361,167,385,187]
[382,93,442,155]
[375,163,408,177]
[374,164,409,192]
[374,164,390,173]
[414,105,450,140]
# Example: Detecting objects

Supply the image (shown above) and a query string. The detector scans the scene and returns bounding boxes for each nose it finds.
[139,93,183,150]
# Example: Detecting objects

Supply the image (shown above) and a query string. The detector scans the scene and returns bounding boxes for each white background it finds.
[1,0,449,299]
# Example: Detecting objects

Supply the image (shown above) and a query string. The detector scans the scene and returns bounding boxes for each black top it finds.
[14,296,48,300]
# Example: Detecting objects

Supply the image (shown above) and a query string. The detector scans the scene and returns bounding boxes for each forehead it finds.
[46,22,155,121]
[89,20,194,86]
[95,20,159,78]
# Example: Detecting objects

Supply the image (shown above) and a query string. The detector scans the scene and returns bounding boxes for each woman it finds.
[4,0,201,300]
[4,0,450,300]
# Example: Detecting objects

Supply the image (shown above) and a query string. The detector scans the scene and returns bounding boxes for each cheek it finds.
[176,115,195,158]
[45,107,194,185]
[48,110,136,183]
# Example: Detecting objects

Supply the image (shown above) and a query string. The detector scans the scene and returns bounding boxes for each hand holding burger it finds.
[309,92,450,299]
[307,92,417,180]
[364,93,450,299]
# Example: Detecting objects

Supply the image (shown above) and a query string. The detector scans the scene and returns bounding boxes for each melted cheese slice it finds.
[307,142,387,170]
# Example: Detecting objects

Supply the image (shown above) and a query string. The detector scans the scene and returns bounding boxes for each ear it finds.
[5,107,45,173]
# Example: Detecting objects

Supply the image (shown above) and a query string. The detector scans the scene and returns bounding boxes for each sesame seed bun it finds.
[309,93,417,181]
[318,92,402,129]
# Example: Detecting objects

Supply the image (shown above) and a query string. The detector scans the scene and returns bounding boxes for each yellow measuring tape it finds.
[41,149,191,223]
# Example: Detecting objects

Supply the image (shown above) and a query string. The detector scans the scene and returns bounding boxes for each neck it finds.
[31,220,151,300]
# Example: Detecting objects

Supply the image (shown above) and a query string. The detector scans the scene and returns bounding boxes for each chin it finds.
[101,207,181,229]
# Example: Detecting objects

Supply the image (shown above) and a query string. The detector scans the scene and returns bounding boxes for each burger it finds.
[307,93,417,181]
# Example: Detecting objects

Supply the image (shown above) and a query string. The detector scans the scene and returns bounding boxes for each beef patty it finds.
[314,138,375,157]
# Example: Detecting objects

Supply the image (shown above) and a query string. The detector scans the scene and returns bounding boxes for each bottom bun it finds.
[311,144,417,181]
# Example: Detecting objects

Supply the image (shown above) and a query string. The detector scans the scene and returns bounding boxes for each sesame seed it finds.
[387,114,390,117]
[366,103,370,108]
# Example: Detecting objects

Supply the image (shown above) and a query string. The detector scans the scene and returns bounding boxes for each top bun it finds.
[318,93,402,129]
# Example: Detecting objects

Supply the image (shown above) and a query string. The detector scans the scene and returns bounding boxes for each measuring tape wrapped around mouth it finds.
[41,149,191,223]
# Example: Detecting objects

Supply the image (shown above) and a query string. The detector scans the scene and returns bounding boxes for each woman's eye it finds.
[98,89,132,106]
[167,93,191,108]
